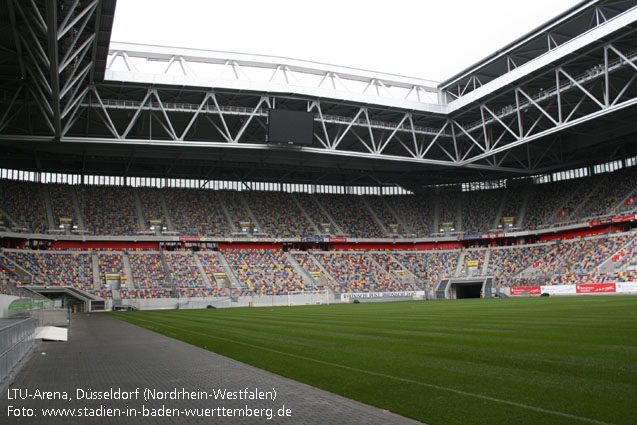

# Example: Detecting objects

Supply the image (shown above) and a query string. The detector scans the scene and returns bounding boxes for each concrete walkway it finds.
[0,313,423,424]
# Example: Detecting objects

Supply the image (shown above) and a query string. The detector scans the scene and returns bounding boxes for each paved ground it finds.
[0,313,423,424]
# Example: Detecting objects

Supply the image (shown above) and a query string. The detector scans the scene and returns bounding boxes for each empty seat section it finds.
[79,185,138,235]
[223,249,307,295]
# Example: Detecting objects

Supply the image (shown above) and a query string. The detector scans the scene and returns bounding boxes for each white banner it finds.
[341,291,425,301]
[615,282,637,293]
[540,285,577,295]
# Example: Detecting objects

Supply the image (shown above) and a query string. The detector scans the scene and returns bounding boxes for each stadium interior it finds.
[0,0,636,312]
[1,1,637,424]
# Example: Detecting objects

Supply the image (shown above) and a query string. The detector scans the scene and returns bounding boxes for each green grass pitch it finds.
[110,296,637,425]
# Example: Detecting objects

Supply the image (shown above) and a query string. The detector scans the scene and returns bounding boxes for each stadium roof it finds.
[0,0,636,190]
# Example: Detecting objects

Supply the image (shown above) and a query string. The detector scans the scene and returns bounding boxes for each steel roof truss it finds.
[0,85,24,133]
[558,67,605,109]
[330,107,364,150]
[377,113,409,155]
[91,87,121,139]
[233,97,269,144]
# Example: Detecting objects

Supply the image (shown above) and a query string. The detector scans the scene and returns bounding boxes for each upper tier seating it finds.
[315,194,384,238]
[163,188,231,236]
[78,185,138,235]
[138,187,167,227]
[1,167,635,238]
[244,191,315,237]
[523,180,581,229]
[0,180,47,233]
[294,193,332,233]
[387,195,434,236]
[461,191,502,234]
[48,183,77,228]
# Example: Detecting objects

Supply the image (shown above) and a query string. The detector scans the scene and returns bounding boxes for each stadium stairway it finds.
[432,198,440,236]
[216,195,238,233]
[388,252,420,285]
[367,252,409,287]
[454,251,467,277]
[482,277,496,298]
[158,190,176,232]
[290,194,321,235]
[192,252,213,288]
[454,196,463,233]
[0,206,16,230]
[305,252,339,287]
[133,189,146,231]
[0,251,34,283]
[597,233,637,274]
[215,251,241,288]
[121,251,136,289]
[70,187,86,231]
[284,252,316,289]
[91,252,101,290]
[383,197,414,235]
[239,192,264,234]
[491,192,507,230]
[40,185,55,231]
[482,249,491,276]
[516,191,531,228]
[361,197,391,236]
[616,186,637,215]
[435,279,450,299]
[158,249,177,296]
[311,196,346,236]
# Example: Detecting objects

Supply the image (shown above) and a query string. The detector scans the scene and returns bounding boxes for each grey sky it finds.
[111,0,582,82]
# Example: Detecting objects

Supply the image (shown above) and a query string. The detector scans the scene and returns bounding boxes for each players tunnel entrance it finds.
[451,281,484,299]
